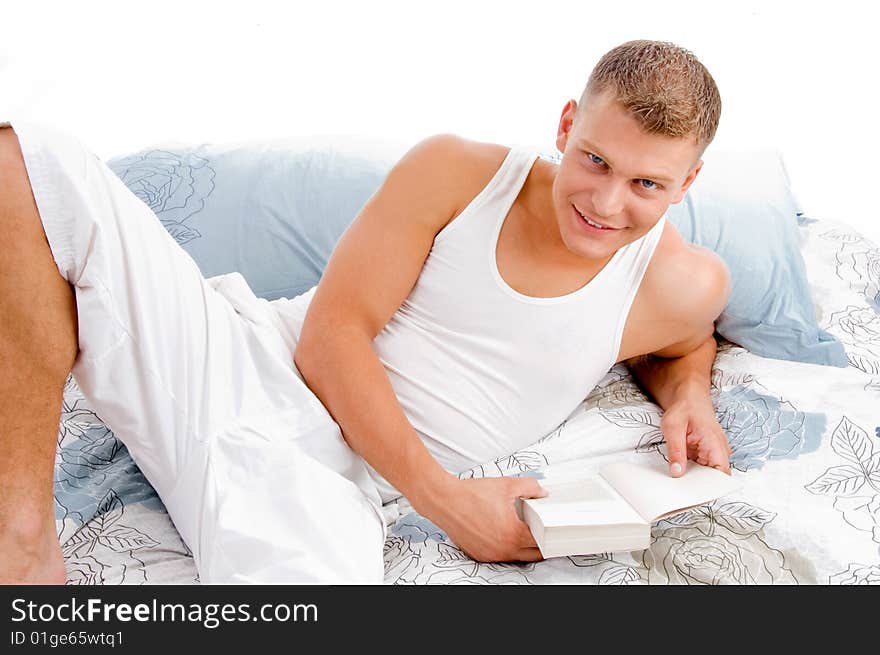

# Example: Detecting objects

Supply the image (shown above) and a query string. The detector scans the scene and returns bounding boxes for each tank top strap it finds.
[433,145,539,246]
[486,145,541,210]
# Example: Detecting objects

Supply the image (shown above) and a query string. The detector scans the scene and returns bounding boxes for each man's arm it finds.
[625,247,732,476]
[295,135,545,564]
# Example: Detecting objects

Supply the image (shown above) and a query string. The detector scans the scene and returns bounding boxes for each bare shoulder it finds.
[619,222,730,362]
[643,221,731,325]
[296,135,514,344]
[395,134,511,232]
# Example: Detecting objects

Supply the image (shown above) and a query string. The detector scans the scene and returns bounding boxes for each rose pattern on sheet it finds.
[641,500,796,584]
[716,386,825,471]
[829,563,880,585]
[824,230,880,306]
[47,215,880,584]
[107,150,215,245]
[820,228,880,376]
[826,306,880,375]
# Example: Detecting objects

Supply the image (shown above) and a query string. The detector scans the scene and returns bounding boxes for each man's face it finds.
[552,90,703,262]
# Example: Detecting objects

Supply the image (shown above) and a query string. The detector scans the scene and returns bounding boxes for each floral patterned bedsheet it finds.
[52,214,880,585]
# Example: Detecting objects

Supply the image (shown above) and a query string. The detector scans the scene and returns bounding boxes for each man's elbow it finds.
[294,321,330,379]
[293,338,318,381]
[294,322,370,380]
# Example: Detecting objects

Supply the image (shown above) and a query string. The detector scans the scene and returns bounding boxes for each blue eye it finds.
[639,179,657,190]
[587,153,605,166]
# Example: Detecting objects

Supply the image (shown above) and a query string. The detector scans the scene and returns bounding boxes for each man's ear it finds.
[555,100,578,154]
[671,159,703,204]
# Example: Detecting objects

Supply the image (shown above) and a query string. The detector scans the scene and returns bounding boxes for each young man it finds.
[0,40,730,584]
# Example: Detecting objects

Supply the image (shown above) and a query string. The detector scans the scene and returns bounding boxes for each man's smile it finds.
[573,204,624,232]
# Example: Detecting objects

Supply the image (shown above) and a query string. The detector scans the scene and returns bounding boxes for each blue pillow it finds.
[106,135,404,300]
[664,149,846,367]
[106,137,845,367]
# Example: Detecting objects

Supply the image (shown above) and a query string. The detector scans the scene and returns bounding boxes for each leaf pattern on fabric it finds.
[599,566,642,585]
[806,465,868,497]
[636,429,665,454]
[435,543,470,567]
[162,222,203,245]
[62,490,159,560]
[806,417,880,543]
[832,417,875,464]
[500,451,547,474]
[458,446,551,481]
[602,410,658,429]
[710,502,776,536]
[536,420,567,444]
[568,554,613,568]
[59,489,160,585]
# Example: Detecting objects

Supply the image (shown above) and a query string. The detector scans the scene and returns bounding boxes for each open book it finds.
[520,460,743,558]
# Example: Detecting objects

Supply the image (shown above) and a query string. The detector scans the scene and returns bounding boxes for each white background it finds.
[2,0,878,242]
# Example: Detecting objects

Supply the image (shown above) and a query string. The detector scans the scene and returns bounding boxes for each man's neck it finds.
[517,160,591,266]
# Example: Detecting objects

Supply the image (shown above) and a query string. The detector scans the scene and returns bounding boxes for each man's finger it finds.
[700,439,731,475]
[708,449,731,475]
[515,477,547,499]
[661,412,688,477]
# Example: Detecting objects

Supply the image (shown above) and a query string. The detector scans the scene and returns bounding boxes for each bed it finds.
[51,138,880,585]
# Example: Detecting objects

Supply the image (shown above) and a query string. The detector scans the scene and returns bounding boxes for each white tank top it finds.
[364,146,666,501]
[271,145,666,503]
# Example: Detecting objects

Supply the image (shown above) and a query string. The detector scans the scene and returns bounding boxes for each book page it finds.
[599,459,743,523]
[523,475,646,529]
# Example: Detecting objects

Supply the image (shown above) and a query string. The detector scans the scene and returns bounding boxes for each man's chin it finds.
[562,235,620,263]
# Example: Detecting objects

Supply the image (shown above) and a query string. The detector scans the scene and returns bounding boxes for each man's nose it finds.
[591,180,626,218]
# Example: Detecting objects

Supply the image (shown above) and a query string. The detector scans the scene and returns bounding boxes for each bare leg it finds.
[0,126,78,584]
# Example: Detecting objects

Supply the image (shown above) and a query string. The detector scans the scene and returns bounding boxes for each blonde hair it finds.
[581,40,721,149]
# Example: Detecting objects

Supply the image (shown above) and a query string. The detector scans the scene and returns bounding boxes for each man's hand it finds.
[626,333,732,478]
[661,387,731,476]
[415,476,548,563]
